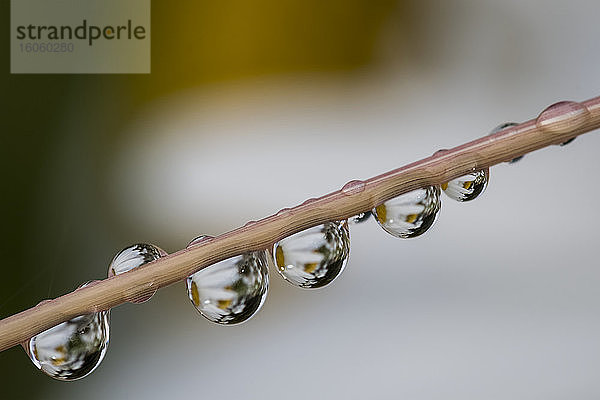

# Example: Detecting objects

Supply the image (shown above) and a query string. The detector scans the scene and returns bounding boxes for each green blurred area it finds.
[0,1,422,396]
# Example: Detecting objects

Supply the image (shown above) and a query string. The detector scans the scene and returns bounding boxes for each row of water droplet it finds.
[24,123,576,381]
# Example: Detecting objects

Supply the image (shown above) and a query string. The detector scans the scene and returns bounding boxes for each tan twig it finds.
[1,98,599,352]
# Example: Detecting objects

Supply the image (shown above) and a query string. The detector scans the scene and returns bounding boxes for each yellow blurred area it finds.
[148,1,399,88]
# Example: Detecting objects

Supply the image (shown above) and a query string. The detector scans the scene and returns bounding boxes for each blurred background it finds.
[2,0,600,398]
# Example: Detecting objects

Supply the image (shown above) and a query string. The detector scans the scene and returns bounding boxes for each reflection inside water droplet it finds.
[372,187,441,238]
[109,243,165,277]
[273,220,350,289]
[186,248,269,325]
[442,169,489,202]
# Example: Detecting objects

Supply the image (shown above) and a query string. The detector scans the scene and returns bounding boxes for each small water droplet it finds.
[187,235,213,247]
[26,283,110,381]
[186,250,269,324]
[442,169,489,202]
[536,101,590,135]
[507,156,524,164]
[489,122,523,163]
[372,187,441,238]
[273,220,350,289]
[108,243,166,303]
[277,207,293,217]
[341,180,365,196]
[559,137,575,146]
[80,280,102,289]
[350,211,372,224]
[490,122,518,134]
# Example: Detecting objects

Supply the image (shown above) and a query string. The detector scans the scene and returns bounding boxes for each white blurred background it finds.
[4,0,600,398]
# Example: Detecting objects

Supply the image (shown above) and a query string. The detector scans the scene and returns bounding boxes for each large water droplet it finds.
[490,122,523,164]
[441,169,489,202]
[26,284,110,381]
[273,220,350,289]
[186,248,269,325]
[372,187,441,238]
[108,243,166,303]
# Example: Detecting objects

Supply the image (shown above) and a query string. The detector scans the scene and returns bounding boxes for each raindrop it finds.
[187,235,213,247]
[490,122,523,163]
[372,187,441,238]
[25,284,110,381]
[536,101,589,134]
[186,242,269,325]
[108,243,166,303]
[341,180,365,196]
[273,220,350,289]
[441,169,489,202]
[508,156,524,164]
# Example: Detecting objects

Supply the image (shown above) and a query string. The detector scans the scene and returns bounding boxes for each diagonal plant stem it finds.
[1,97,599,352]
